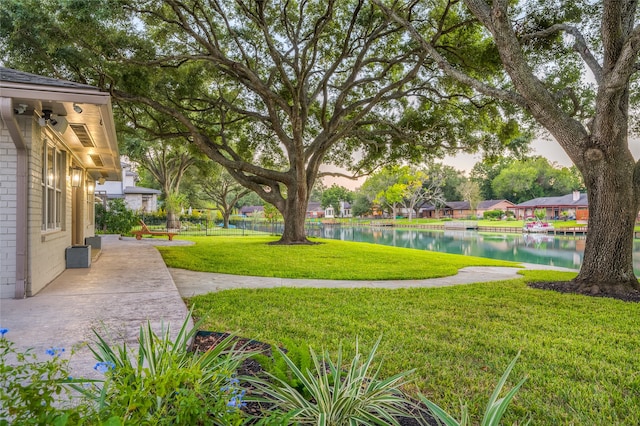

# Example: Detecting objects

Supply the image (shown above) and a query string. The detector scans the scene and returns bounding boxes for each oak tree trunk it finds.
[573,149,640,294]
[222,210,230,229]
[272,179,313,245]
[166,210,180,230]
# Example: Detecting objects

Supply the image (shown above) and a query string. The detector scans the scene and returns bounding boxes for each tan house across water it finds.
[514,191,589,221]
[0,67,121,299]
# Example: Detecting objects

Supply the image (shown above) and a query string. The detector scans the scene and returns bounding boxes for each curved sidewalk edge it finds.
[170,263,578,298]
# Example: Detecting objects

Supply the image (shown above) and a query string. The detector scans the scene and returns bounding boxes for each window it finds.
[142,194,152,212]
[41,141,65,231]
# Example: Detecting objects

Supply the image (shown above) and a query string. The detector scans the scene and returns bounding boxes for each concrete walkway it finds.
[170,263,577,297]
[0,235,191,379]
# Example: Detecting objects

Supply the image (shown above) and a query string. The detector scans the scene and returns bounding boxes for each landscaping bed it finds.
[191,331,437,425]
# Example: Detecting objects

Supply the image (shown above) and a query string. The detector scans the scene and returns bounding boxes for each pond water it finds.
[294,225,640,274]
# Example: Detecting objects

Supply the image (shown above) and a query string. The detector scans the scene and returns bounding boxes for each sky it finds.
[323,135,640,190]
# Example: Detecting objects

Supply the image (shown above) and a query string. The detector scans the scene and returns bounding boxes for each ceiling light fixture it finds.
[73,103,83,114]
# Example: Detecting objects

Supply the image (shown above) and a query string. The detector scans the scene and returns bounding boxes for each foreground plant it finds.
[420,352,528,426]
[0,329,87,425]
[71,311,255,425]
[246,337,426,425]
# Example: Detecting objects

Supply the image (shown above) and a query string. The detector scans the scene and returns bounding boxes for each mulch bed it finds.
[528,281,640,302]
[191,331,438,425]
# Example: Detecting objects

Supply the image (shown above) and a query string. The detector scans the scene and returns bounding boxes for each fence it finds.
[134,216,314,237]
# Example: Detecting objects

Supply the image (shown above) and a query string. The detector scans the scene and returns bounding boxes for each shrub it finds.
[483,210,503,220]
[71,311,255,425]
[0,329,88,424]
[245,337,422,425]
[96,199,138,235]
[252,338,314,400]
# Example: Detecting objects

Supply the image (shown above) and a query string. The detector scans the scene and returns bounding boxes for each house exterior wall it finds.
[0,117,18,298]
[124,193,158,212]
[98,180,122,196]
[1,115,96,298]
[451,209,470,219]
[27,122,74,296]
[477,201,515,216]
[124,172,136,187]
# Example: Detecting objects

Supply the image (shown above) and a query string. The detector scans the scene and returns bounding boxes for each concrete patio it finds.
[0,234,191,379]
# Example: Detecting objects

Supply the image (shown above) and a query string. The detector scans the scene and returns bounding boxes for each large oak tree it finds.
[1,0,525,244]
[380,0,640,294]
[1,0,431,243]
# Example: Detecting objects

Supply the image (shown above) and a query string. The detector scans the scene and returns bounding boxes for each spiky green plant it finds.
[245,337,424,425]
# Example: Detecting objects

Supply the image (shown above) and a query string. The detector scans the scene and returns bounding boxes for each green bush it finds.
[95,199,138,235]
[483,210,503,220]
[0,329,88,425]
[252,338,314,400]
[72,312,253,425]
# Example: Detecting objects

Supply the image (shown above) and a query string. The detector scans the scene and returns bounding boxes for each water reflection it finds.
[298,226,584,270]
[248,223,640,273]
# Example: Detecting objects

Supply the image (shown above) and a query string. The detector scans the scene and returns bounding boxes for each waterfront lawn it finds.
[157,236,517,280]
[188,270,640,425]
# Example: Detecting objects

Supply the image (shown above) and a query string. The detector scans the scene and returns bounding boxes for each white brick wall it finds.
[0,118,18,298]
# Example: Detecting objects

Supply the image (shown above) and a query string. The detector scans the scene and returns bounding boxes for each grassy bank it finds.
[188,270,640,425]
[157,236,517,280]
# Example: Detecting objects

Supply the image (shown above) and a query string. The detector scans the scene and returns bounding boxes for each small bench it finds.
[132,220,176,241]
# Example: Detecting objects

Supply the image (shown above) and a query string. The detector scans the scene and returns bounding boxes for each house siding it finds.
[0,118,18,298]
[28,122,72,295]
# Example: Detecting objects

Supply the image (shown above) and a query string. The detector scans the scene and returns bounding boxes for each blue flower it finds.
[45,347,65,357]
[0,328,8,337]
[227,395,246,409]
[93,361,115,374]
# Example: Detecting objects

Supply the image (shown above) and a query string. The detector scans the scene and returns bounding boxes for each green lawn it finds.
[188,270,640,425]
[160,236,640,423]
[156,236,518,280]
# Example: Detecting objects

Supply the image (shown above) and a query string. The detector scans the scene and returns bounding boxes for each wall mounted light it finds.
[39,109,53,127]
[70,167,82,188]
[73,103,83,114]
[87,180,95,194]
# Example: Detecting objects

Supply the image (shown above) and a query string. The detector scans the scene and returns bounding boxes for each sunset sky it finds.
[323,135,640,190]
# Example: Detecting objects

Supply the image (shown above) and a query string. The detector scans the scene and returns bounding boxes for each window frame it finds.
[41,140,65,232]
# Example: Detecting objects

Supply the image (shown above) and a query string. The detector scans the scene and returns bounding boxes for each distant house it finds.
[240,205,264,217]
[0,67,121,298]
[324,201,352,218]
[515,191,588,221]
[417,199,516,219]
[95,161,161,212]
[307,201,325,219]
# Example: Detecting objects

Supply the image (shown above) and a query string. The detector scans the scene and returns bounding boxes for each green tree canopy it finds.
[491,156,584,203]
[0,0,529,244]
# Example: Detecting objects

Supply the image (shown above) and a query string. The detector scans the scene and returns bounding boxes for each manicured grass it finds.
[188,270,640,425]
[156,236,518,280]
